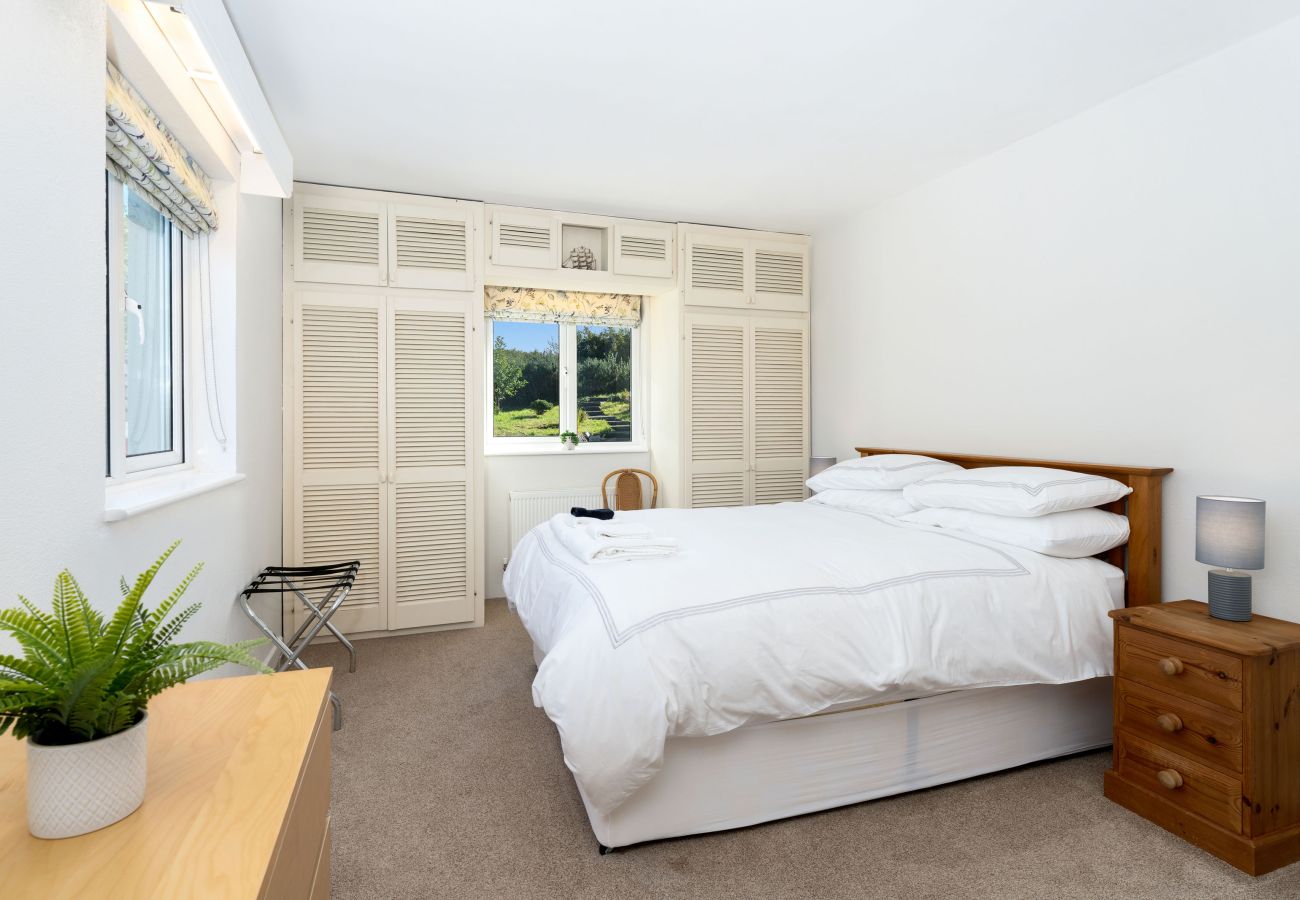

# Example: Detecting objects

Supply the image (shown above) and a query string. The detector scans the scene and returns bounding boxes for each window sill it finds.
[104,470,246,522]
[484,443,648,458]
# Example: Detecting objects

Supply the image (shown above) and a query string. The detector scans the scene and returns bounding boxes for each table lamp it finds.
[1196,495,1265,622]
[809,457,837,478]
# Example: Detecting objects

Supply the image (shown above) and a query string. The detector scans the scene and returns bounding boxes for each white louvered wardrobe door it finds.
[750,319,809,504]
[294,194,386,286]
[388,202,474,291]
[294,292,387,634]
[685,314,750,508]
[386,295,476,630]
[684,233,750,309]
[751,240,810,312]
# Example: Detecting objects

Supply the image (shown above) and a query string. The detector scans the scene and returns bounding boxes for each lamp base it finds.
[1208,570,1252,622]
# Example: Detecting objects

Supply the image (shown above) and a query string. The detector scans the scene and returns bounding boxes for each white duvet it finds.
[505,501,1122,815]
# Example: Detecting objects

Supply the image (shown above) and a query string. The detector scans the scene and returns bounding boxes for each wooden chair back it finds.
[601,468,659,511]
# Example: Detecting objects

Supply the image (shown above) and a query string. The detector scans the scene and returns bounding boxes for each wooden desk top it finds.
[0,669,331,900]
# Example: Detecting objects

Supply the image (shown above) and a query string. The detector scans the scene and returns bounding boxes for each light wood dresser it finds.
[1105,600,1300,875]
[0,668,333,899]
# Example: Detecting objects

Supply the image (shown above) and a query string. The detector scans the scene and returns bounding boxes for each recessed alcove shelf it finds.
[560,223,609,272]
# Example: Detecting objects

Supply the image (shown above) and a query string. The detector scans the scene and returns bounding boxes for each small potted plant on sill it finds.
[560,430,580,450]
[0,542,269,839]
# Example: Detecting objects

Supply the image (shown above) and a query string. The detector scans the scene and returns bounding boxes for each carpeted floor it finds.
[302,599,1300,899]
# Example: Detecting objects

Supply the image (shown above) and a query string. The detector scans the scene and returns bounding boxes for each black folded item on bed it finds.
[571,507,615,520]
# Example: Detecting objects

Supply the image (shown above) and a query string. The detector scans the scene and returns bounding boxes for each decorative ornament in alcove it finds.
[563,246,596,270]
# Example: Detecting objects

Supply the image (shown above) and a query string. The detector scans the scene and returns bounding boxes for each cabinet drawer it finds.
[1115,677,1243,773]
[1116,626,1243,712]
[263,701,331,899]
[1115,732,1243,834]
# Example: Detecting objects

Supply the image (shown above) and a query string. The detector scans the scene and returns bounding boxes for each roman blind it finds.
[105,63,218,236]
[484,286,641,328]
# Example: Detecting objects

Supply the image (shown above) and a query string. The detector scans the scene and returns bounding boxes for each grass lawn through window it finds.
[493,393,630,440]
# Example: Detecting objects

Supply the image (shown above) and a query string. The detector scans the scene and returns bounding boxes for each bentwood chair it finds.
[600,468,659,511]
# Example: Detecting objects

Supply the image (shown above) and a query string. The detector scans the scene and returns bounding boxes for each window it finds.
[106,173,186,475]
[575,325,633,443]
[488,320,640,449]
[492,321,560,438]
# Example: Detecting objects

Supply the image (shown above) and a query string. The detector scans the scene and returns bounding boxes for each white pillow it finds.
[903,466,1132,517]
[806,489,919,518]
[806,454,962,493]
[903,506,1130,559]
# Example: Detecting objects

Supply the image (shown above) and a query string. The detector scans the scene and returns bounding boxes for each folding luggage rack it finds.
[237,561,359,730]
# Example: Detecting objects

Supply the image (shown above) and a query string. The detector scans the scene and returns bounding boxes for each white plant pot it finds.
[26,714,148,839]
[562,441,577,451]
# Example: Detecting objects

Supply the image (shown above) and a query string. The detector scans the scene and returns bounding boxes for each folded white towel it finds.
[549,515,678,565]
[552,514,652,539]
[584,520,652,540]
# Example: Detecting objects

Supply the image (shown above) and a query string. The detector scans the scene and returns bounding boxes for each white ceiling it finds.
[225,0,1300,232]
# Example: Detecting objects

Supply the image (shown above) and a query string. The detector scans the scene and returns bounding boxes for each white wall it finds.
[0,2,283,659]
[484,452,649,597]
[812,18,1300,620]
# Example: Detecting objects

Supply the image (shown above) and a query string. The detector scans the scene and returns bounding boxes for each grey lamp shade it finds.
[809,457,837,478]
[1196,496,1265,570]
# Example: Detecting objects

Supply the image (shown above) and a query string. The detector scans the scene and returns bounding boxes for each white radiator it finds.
[509,488,602,555]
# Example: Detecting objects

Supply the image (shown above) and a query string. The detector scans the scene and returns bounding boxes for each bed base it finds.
[579,677,1113,850]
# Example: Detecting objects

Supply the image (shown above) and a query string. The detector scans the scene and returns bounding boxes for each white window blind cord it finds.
[198,234,228,449]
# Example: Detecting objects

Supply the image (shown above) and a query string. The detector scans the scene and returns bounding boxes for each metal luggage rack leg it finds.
[237,561,360,730]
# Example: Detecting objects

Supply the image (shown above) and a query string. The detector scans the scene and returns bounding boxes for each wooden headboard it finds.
[856,448,1173,608]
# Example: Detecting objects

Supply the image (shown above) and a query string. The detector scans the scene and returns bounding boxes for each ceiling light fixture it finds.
[143,0,264,156]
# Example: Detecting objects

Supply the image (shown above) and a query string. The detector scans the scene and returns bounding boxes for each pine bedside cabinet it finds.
[1105,600,1300,875]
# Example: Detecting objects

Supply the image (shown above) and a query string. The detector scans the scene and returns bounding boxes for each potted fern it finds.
[560,430,580,450]
[0,542,268,839]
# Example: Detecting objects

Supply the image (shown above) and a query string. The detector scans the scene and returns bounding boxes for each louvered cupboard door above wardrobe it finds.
[386,296,476,630]
[683,232,749,310]
[387,203,475,291]
[294,194,387,288]
[612,221,675,279]
[490,208,559,269]
[683,230,810,313]
[295,292,388,634]
[750,240,810,313]
[293,191,476,291]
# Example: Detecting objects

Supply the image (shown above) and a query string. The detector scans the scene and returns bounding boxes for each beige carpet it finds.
[302,600,1300,899]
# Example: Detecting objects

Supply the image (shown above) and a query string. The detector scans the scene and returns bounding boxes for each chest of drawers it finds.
[0,669,333,898]
[1104,601,1300,875]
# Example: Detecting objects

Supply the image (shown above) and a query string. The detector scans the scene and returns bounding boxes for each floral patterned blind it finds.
[484,286,642,328]
[105,63,218,236]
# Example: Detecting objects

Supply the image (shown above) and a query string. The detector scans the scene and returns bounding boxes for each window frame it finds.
[484,318,645,455]
[106,174,188,479]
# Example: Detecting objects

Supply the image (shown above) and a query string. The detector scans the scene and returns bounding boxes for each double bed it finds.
[506,448,1171,850]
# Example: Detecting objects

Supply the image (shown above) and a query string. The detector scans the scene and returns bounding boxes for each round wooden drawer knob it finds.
[1156,713,1184,733]
[1158,656,1184,676]
[1156,769,1184,790]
